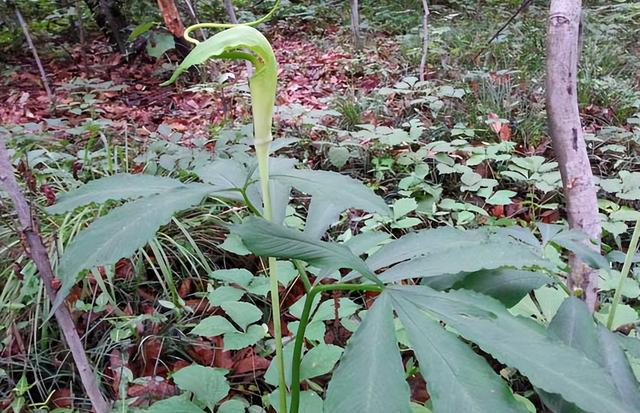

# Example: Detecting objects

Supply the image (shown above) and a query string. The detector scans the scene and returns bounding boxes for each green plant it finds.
[39,25,640,413]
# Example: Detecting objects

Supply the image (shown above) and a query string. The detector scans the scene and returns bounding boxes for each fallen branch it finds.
[473,0,533,62]
[0,137,110,413]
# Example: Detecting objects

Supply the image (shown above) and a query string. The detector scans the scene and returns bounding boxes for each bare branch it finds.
[419,0,430,82]
[0,137,110,413]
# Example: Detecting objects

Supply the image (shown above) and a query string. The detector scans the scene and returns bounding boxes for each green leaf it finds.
[364,226,546,274]
[53,184,212,315]
[147,395,203,413]
[300,344,343,380]
[486,190,516,205]
[221,301,262,331]
[453,269,551,307]
[270,390,323,413]
[387,286,634,413]
[46,173,186,214]
[191,315,238,337]
[325,294,411,413]
[128,21,156,41]
[328,146,350,168]
[539,298,640,413]
[391,292,528,413]
[233,216,381,284]
[223,324,266,351]
[218,399,248,413]
[272,169,391,238]
[146,33,175,58]
[367,227,549,283]
[172,365,229,408]
[208,286,245,305]
[209,268,254,287]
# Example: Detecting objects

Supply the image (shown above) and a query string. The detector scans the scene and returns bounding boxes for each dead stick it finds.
[0,137,110,413]
[13,4,54,102]
[473,0,533,62]
[418,0,430,82]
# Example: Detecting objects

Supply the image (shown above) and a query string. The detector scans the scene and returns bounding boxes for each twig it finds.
[419,0,430,82]
[13,4,54,102]
[472,0,533,62]
[0,137,110,413]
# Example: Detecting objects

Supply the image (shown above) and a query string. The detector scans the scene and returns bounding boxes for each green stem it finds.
[293,260,312,292]
[255,142,287,412]
[607,217,640,330]
[289,283,383,413]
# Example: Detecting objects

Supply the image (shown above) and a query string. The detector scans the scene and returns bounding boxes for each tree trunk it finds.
[223,0,239,24]
[84,0,127,53]
[349,0,362,51]
[157,0,192,56]
[418,0,430,81]
[546,0,601,311]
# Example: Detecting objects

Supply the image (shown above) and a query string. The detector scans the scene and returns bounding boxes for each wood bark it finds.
[418,0,430,82]
[546,0,601,311]
[349,0,362,51]
[157,0,192,56]
[0,138,110,413]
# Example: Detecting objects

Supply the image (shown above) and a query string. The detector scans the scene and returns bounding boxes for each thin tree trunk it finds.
[419,0,430,82]
[349,0,362,51]
[183,0,206,41]
[223,0,252,76]
[0,138,110,413]
[13,5,54,102]
[546,0,601,311]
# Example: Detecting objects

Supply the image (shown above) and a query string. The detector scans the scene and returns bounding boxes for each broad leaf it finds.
[233,216,380,284]
[359,226,548,280]
[368,227,550,283]
[392,292,528,413]
[46,173,186,214]
[453,269,552,307]
[271,169,391,238]
[172,365,229,408]
[147,395,203,413]
[539,298,640,412]
[324,294,411,413]
[53,185,212,313]
[387,286,635,413]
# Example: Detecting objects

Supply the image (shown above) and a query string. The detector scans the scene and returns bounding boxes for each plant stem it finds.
[255,142,288,412]
[607,217,640,330]
[293,260,312,292]
[289,283,383,413]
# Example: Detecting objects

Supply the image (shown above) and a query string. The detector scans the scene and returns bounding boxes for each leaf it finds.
[373,228,550,283]
[270,390,323,413]
[453,269,552,307]
[233,216,380,284]
[194,158,249,202]
[128,21,156,41]
[221,301,262,331]
[391,292,529,413]
[172,365,229,408]
[53,185,212,314]
[46,173,186,214]
[223,324,266,351]
[209,268,254,287]
[299,344,343,380]
[387,286,634,413]
[486,190,516,206]
[328,146,350,168]
[364,226,545,273]
[272,168,390,238]
[147,395,203,413]
[208,286,245,305]
[146,33,175,58]
[324,294,411,413]
[191,316,238,337]
[539,298,640,413]
[393,198,418,220]
[218,399,247,413]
